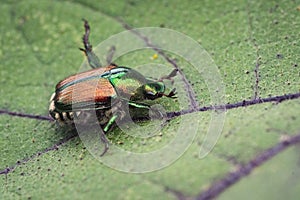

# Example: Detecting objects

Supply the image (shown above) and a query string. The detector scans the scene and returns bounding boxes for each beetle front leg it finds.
[128,101,150,109]
[128,101,165,120]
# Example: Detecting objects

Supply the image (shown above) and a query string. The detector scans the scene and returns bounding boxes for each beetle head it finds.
[143,81,176,100]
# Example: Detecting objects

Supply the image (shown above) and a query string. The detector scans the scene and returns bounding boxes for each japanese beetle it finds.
[49,20,176,155]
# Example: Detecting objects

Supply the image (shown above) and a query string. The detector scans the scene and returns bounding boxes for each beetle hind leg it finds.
[99,132,109,156]
[106,46,116,65]
[99,115,118,156]
[79,19,102,69]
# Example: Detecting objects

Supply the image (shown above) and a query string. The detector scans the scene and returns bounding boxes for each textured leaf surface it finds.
[1,0,299,199]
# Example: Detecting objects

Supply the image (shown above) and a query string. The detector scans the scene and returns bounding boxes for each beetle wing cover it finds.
[56,65,116,90]
[54,65,117,111]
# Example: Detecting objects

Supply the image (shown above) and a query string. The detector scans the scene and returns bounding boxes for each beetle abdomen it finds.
[49,92,114,126]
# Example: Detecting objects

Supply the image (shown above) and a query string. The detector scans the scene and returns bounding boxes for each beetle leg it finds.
[163,88,177,98]
[99,131,109,156]
[158,69,178,83]
[103,115,118,132]
[128,101,150,109]
[79,19,102,69]
[99,114,118,156]
[129,101,166,121]
[106,46,116,65]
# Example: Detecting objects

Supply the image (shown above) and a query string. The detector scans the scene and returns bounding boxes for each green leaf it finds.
[1,0,299,199]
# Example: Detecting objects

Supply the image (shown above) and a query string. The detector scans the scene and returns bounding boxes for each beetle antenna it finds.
[79,19,102,68]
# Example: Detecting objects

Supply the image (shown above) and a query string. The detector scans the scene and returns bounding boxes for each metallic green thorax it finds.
[108,67,166,102]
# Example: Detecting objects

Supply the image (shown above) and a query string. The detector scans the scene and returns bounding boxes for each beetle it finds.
[49,19,176,155]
